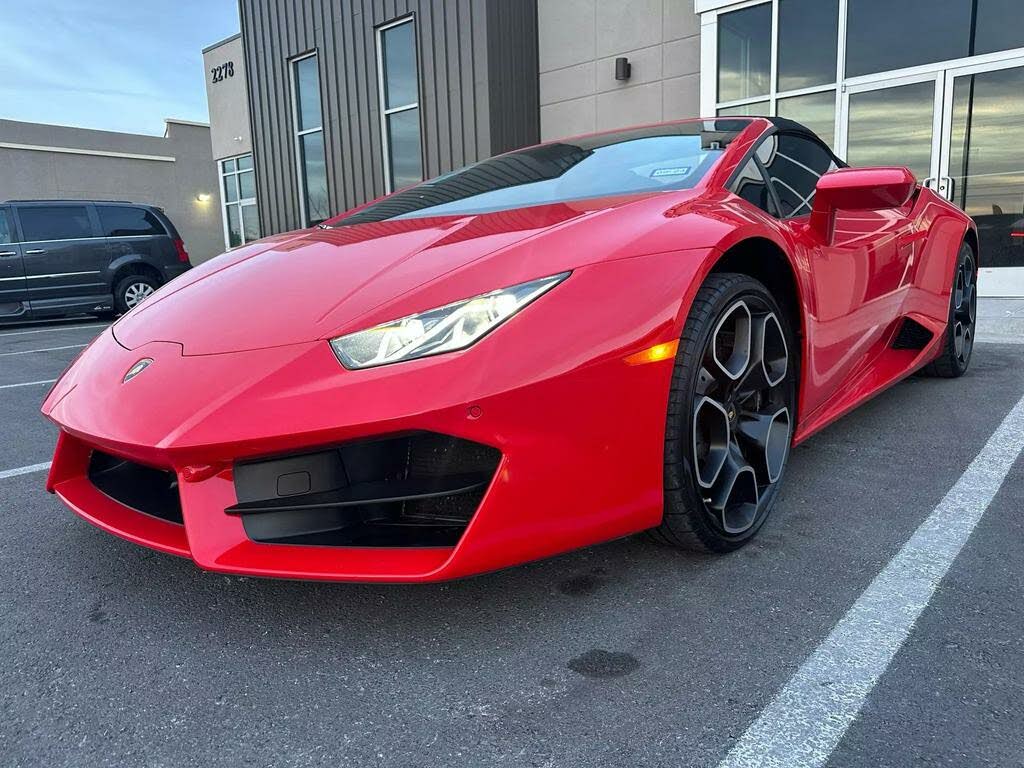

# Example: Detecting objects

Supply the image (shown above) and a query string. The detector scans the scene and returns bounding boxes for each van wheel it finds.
[114,275,159,314]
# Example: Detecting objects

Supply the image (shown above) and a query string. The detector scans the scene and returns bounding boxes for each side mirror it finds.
[809,167,917,243]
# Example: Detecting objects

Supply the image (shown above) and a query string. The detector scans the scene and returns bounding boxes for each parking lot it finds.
[2,313,1023,768]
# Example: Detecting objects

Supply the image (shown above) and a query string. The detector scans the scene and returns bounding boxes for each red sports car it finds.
[42,117,978,582]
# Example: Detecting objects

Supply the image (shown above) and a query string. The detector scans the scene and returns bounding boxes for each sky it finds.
[0,0,240,136]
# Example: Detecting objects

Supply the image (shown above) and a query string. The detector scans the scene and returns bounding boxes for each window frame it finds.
[289,50,327,227]
[375,15,424,194]
[219,154,259,249]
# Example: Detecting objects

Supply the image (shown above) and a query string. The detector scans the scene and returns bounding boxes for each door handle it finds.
[0,250,17,257]
[24,249,46,255]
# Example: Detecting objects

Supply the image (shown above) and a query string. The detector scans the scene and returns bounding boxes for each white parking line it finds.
[718,391,1024,768]
[0,323,106,339]
[0,344,87,357]
[0,379,57,390]
[0,462,52,480]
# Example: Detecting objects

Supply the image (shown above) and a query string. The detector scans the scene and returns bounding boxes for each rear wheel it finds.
[114,274,159,315]
[652,273,797,552]
[922,242,976,378]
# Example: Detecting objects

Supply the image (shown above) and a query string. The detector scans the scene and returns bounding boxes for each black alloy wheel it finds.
[923,242,977,378]
[653,273,796,552]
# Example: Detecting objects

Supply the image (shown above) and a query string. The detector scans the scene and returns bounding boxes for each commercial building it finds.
[0,119,224,263]
[207,0,1024,291]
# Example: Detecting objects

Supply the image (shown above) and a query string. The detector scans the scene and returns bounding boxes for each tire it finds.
[113,274,159,315]
[921,241,977,378]
[651,273,797,553]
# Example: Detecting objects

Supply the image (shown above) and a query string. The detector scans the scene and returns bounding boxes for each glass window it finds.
[97,206,166,237]
[717,101,770,117]
[717,4,771,103]
[0,209,12,244]
[948,65,1024,268]
[294,55,322,132]
[300,132,329,223]
[337,120,752,225]
[846,0,972,78]
[378,18,423,193]
[846,80,934,181]
[292,53,329,226]
[220,155,260,248]
[777,91,836,149]
[974,0,1024,56]
[758,133,838,218]
[732,158,778,216]
[382,20,418,109]
[386,108,423,190]
[778,0,838,91]
[226,204,242,249]
[18,205,93,241]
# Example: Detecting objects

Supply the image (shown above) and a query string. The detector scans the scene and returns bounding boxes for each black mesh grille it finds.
[228,432,501,547]
[88,451,183,524]
[892,317,934,350]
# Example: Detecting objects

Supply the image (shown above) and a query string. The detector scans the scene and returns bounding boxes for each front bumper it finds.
[42,252,703,581]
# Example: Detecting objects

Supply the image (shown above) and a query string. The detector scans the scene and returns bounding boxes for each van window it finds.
[98,206,167,237]
[18,205,94,241]
[0,209,13,244]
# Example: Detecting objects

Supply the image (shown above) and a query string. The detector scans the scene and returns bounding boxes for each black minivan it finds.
[0,200,192,323]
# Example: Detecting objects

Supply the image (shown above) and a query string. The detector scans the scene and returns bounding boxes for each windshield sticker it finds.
[650,167,691,178]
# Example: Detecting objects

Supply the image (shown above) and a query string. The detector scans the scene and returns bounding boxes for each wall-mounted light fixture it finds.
[615,57,631,81]
[195,193,212,203]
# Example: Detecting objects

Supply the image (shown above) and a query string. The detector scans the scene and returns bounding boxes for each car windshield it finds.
[333,119,751,225]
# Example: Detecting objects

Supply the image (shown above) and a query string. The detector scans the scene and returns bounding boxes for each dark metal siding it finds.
[238,0,539,237]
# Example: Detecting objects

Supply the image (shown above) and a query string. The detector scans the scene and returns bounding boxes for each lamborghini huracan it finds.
[42,117,978,581]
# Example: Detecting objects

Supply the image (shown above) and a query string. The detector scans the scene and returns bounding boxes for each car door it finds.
[14,203,109,311]
[755,132,916,416]
[0,206,29,317]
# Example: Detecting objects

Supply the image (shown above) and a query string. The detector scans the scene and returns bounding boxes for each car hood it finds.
[112,191,703,355]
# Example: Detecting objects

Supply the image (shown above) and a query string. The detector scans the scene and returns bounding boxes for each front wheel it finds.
[652,273,797,553]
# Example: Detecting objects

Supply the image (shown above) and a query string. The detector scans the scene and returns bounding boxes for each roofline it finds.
[202,32,242,54]
[164,118,210,129]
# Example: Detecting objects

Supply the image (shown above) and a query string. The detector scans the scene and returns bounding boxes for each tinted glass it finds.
[718,101,770,117]
[732,158,777,216]
[949,66,1024,268]
[226,204,242,248]
[223,158,236,174]
[237,154,253,171]
[0,209,12,244]
[846,80,934,181]
[224,173,239,203]
[778,0,838,91]
[387,108,423,189]
[777,90,836,149]
[758,134,838,217]
[98,206,166,237]
[294,55,322,131]
[18,206,93,241]
[300,131,329,224]
[846,0,972,77]
[337,120,751,225]
[242,203,260,243]
[717,4,771,102]
[382,21,418,109]
[974,0,1024,55]
[239,170,256,200]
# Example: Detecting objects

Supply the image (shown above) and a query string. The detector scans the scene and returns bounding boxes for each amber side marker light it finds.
[625,340,679,365]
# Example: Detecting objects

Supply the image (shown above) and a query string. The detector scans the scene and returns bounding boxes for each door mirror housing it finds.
[809,167,917,243]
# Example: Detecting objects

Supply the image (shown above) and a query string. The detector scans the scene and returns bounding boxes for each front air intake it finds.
[227,432,501,547]
[88,451,183,524]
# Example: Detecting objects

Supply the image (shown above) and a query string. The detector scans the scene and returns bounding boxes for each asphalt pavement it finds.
[1,312,1022,768]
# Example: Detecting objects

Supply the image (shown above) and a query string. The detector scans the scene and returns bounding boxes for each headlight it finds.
[330,272,569,369]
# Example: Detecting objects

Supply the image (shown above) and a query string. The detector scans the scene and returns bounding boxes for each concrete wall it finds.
[538,0,701,140]
[0,119,224,263]
[203,35,254,162]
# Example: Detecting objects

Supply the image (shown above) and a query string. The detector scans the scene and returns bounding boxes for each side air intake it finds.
[892,317,934,351]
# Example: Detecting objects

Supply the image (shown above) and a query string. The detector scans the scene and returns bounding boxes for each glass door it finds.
[838,72,944,187]
[939,58,1024,295]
